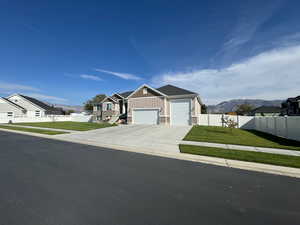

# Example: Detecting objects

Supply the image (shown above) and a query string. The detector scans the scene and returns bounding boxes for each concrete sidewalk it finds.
[180,140,300,156]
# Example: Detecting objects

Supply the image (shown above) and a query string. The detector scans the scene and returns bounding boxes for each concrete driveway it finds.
[58,124,191,154]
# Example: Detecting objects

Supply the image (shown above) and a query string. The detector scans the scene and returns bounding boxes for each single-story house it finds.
[248,106,281,116]
[0,94,64,118]
[93,84,202,126]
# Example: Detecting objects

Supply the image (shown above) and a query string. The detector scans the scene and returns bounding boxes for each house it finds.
[0,94,64,118]
[281,96,300,116]
[0,97,27,118]
[248,106,281,116]
[93,84,202,125]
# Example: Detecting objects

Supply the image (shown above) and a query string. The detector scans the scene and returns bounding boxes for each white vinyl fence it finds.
[198,114,300,142]
[198,114,255,129]
[0,115,92,124]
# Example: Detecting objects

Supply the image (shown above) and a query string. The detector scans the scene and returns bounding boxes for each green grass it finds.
[13,121,117,131]
[0,125,68,135]
[184,126,300,151]
[180,144,300,168]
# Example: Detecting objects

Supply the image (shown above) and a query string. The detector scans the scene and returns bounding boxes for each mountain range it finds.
[46,99,283,114]
[207,99,283,113]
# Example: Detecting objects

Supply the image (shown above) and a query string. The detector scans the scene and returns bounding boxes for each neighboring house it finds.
[92,94,107,121]
[0,97,26,118]
[93,84,202,125]
[281,96,300,116]
[248,106,281,116]
[0,94,64,118]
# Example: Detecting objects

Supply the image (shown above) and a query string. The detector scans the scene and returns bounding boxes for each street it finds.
[0,131,299,225]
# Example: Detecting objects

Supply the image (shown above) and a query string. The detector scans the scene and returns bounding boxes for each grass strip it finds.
[179,144,300,168]
[13,121,117,131]
[184,125,300,151]
[0,125,68,135]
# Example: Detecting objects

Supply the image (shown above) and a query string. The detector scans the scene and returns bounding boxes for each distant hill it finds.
[207,99,283,114]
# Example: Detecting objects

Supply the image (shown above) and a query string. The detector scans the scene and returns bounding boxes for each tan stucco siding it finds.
[193,97,201,115]
[128,97,165,116]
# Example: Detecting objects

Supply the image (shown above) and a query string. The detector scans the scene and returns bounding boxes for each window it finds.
[7,112,13,117]
[143,87,148,95]
[96,116,101,121]
[106,103,112,111]
[35,111,41,117]
[14,99,18,103]
[97,105,101,111]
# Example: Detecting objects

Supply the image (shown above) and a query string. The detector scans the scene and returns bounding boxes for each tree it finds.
[221,116,238,133]
[84,94,106,111]
[235,104,254,115]
[84,100,93,111]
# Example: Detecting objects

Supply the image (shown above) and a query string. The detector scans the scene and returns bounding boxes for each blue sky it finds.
[1,0,300,105]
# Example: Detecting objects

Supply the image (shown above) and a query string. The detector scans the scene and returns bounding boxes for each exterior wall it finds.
[128,96,166,124]
[0,98,25,117]
[102,110,118,121]
[191,97,201,125]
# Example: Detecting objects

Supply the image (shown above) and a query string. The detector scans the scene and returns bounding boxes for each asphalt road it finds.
[0,130,299,225]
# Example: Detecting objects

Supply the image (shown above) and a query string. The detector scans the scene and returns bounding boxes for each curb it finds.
[1,128,300,178]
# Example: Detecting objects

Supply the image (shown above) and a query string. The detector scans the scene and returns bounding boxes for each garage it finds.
[170,99,191,126]
[133,109,159,125]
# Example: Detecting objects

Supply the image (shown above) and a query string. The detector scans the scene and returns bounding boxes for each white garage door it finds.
[133,109,159,125]
[170,100,191,125]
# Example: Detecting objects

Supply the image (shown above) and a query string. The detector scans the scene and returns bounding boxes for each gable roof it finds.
[119,91,133,98]
[101,96,118,103]
[0,97,26,110]
[156,84,197,96]
[287,95,300,102]
[19,94,55,111]
[127,84,167,98]
[251,106,281,113]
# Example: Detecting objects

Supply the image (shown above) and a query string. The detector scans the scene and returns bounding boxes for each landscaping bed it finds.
[184,126,300,151]
[0,125,68,135]
[13,121,117,131]
[180,144,300,168]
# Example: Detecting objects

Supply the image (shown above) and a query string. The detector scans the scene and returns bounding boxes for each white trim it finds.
[132,107,161,110]
[101,96,118,103]
[129,96,165,99]
[132,108,160,125]
[127,84,167,99]
[167,94,197,99]
[112,93,124,99]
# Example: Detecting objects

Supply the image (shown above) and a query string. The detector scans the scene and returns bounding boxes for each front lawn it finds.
[180,144,300,168]
[184,126,300,151]
[13,121,117,131]
[0,125,68,135]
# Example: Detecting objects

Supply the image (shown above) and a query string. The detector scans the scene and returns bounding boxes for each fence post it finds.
[207,114,210,126]
[285,116,289,139]
[237,115,240,128]
[273,117,278,136]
